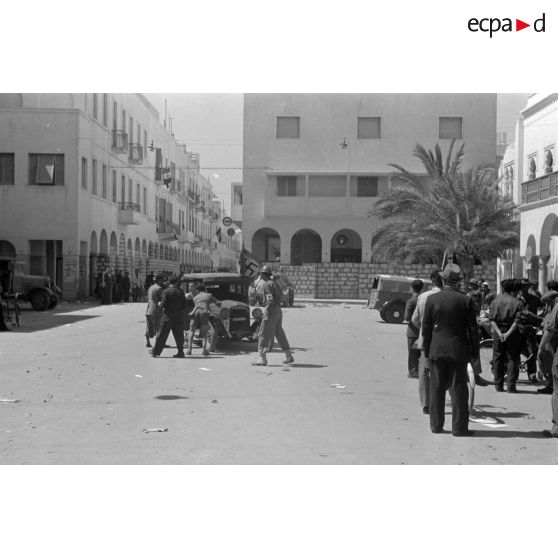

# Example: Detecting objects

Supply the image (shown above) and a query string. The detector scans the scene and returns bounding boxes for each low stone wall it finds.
[269,262,498,299]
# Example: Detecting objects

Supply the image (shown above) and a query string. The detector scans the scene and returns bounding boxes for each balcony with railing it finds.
[112,130,128,152]
[521,170,558,207]
[118,202,141,225]
[187,188,196,201]
[129,143,144,164]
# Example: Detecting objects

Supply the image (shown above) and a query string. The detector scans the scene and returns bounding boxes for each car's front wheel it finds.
[30,290,50,311]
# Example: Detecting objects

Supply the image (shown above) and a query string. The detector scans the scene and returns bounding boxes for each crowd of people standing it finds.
[405,264,558,438]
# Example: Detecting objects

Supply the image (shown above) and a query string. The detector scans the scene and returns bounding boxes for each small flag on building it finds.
[238,247,262,280]
[215,227,222,243]
[163,168,172,188]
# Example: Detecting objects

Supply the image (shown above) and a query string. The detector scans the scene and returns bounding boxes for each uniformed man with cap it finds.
[252,265,294,367]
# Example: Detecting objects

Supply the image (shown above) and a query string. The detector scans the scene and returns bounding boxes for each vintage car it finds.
[368,274,432,324]
[181,272,262,352]
[0,256,61,311]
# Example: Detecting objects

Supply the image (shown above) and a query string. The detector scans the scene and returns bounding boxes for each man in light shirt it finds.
[412,269,443,414]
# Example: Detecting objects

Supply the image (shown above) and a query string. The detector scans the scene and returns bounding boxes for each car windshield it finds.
[184,277,248,303]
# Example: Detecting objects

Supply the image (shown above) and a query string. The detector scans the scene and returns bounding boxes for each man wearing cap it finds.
[404,279,424,379]
[422,264,479,436]
[252,266,294,367]
[517,278,544,382]
[489,279,523,392]
[151,274,187,358]
[145,272,165,348]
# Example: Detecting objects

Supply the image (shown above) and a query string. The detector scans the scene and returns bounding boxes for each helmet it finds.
[260,265,273,276]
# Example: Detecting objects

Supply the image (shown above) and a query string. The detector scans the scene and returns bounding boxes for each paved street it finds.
[1,301,557,464]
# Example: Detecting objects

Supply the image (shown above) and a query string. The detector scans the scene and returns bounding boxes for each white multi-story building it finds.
[501,93,558,288]
[0,93,238,299]
[242,93,498,265]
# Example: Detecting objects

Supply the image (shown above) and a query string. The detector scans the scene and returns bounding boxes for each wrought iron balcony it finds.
[112,130,128,152]
[129,143,144,164]
[521,170,558,206]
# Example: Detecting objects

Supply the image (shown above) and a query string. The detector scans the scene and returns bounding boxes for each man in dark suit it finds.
[422,263,480,436]
[404,279,424,379]
[151,274,187,358]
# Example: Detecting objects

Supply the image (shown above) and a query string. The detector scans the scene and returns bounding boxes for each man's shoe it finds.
[537,386,553,394]
[495,385,504,392]
[251,359,267,366]
[145,341,152,348]
[202,349,210,356]
[149,350,158,358]
[431,428,445,434]
[542,430,558,438]
[474,375,490,387]
[508,386,518,393]
[185,350,192,356]
[283,354,295,365]
[453,430,475,437]
[422,406,430,415]
[173,352,185,358]
[528,374,538,383]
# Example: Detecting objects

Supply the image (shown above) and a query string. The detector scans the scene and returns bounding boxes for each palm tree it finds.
[370,142,519,279]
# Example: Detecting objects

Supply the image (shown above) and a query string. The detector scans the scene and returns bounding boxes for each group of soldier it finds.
[144,265,294,366]
[404,264,558,438]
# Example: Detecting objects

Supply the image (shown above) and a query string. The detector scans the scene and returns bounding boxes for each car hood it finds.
[219,299,250,310]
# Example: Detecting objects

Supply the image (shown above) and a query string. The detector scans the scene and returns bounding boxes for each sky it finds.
[147,94,243,214]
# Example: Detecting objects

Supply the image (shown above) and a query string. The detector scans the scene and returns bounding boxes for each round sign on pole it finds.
[227,228,235,237]
[222,216,232,227]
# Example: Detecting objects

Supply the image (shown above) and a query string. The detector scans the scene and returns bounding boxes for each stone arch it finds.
[331,229,362,263]
[109,232,118,256]
[38,93,73,109]
[134,238,141,258]
[154,243,159,260]
[99,230,108,254]
[291,229,322,265]
[539,213,558,258]
[0,240,17,259]
[89,231,98,255]
[142,240,148,259]
[164,245,169,260]
[127,238,133,259]
[119,233,126,256]
[148,241,153,259]
[0,94,23,109]
[252,227,281,262]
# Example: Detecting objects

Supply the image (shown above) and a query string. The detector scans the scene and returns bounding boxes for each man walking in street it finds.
[404,279,424,379]
[186,283,220,356]
[145,272,165,348]
[412,269,443,414]
[252,266,294,367]
[151,274,187,358]
[422,264,479,436]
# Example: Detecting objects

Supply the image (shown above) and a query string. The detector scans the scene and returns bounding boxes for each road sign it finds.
[227,228,235,237]
[222,216,232,227]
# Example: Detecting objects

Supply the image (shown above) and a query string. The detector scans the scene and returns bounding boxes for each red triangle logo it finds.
[516,19,530,31]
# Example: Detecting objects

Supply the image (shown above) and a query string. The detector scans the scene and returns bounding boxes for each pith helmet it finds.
[260,265,273,276]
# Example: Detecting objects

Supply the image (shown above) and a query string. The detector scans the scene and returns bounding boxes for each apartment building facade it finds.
[242,93,498,265]
[0,93,239,299]
[501,93,558,289]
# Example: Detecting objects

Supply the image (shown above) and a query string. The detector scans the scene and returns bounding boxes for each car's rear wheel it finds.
[385,304,405,324]
[30,290,50,311]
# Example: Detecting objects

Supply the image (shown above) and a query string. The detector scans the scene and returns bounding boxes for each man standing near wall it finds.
[422,264,479,436]
[404,279,424,379]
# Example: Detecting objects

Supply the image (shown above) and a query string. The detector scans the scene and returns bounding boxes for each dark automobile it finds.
[0,256,61,311]
[368,274,432,324]
[181,272,262,351]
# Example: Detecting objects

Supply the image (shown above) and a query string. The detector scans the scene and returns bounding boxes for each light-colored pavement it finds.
[1,301,556,464]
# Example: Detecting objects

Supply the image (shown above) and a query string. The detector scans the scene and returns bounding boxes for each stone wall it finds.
[268,262,498,299]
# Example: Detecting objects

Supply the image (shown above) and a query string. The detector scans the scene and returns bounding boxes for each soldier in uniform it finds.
[252,266,294,367]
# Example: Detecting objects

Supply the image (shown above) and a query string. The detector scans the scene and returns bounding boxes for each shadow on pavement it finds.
[155,395,189,400]
[4,313,98,333]
[471,430,547,439]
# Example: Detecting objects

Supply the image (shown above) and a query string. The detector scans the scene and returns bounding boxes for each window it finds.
[129,117,134,144]
[102,164,107,199]
[112,170,117,203]
[81,157,88,189]
[439,117,463,139]
[357,117,381,139]
[128,179,133,204]
[93,94,98,120]
[113,101,118,130]
[0,153,15,185]
[136,183,140,208]
[143,187,147,215]
[144,130,148,157]
[92,159,97,195]
[28,154,65,185]
[308,175,346,197]
[122,109,126,132]
[277,176,299,196]
[121,175,126,202]
[356,176,378,197]
[102,94,108,127]
[276,116,300,139]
